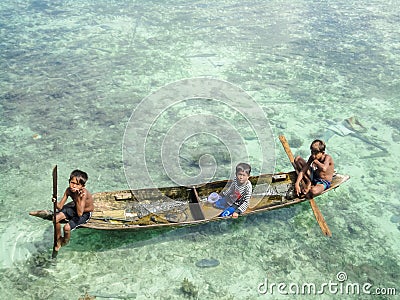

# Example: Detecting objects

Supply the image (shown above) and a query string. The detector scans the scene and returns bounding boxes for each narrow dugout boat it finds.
[29,171,349,231]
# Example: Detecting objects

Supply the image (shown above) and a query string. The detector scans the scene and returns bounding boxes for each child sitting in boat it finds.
[213,163,252,218]
[294,139,334,199]
[53,169,94,251]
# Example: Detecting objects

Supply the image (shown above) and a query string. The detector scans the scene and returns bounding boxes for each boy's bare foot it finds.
[60,238,68,247]
[302,183,311,195]
[54,237,68,251]
[54,238,62,251]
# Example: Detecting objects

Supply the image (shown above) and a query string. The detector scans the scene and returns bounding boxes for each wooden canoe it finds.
[29,171,349,231]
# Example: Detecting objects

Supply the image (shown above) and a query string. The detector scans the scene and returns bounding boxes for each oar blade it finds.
[52,165,58,258]
[310,199,332,237]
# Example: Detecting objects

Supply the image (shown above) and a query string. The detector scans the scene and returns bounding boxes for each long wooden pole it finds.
[279,135,332,237]
[51,165,58,258]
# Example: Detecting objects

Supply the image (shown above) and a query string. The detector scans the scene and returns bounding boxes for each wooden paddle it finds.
[51,165,58,258]
[279,135,332,237]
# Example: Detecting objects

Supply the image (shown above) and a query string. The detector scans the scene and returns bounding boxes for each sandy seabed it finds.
[0,0,399,299]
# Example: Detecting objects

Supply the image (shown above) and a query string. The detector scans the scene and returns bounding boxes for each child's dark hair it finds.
[236,163,251,175]
[69,169,88,186]
[310,139,326,152]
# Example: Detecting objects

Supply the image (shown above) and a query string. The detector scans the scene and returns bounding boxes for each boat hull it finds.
[29,172,349,231]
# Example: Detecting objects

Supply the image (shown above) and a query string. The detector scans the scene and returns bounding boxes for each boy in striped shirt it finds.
[214,163,252,218]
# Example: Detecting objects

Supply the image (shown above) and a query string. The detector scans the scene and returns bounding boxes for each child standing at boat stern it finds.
[294,139,334,199]
[214,163,252,218]
[52,170,94,251]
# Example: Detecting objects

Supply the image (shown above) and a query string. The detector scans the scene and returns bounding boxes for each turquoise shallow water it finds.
[1,0,399,299]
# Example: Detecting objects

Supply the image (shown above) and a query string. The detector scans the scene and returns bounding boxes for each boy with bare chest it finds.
[294,140,334,199]
[53,169,94,250]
